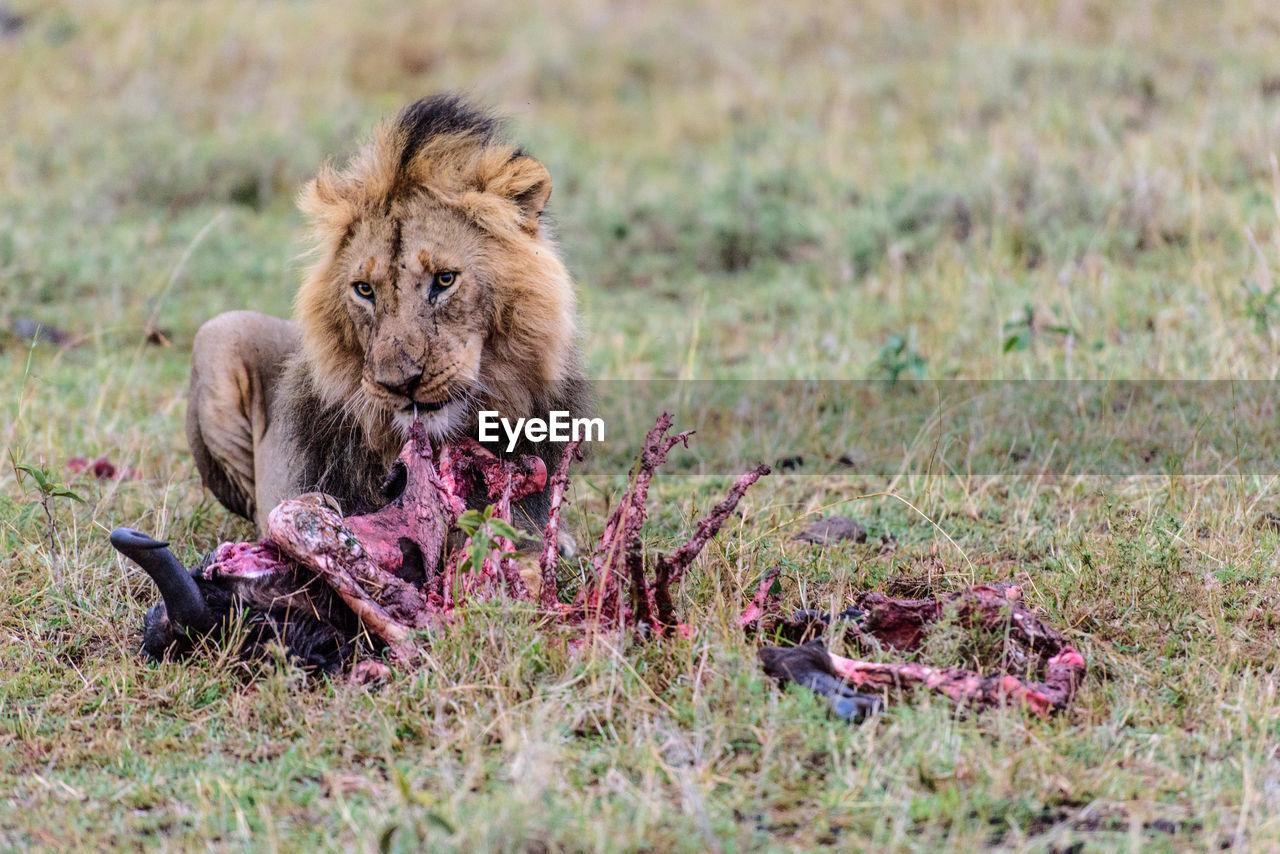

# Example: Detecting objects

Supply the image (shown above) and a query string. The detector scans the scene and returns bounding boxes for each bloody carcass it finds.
[112,415,768,672]
[750,574,1087,719]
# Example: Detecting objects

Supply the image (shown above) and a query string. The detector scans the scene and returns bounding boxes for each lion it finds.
[186,94,592,537]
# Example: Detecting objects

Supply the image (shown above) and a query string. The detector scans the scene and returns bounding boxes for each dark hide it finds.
[112,528,361,673]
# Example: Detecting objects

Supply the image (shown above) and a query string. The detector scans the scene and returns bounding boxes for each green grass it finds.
[6,0,1280,849]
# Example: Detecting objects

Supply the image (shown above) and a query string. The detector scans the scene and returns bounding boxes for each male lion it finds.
[186,94,592,535]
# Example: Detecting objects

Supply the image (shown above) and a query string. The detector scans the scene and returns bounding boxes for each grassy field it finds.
[5,0,1280,850]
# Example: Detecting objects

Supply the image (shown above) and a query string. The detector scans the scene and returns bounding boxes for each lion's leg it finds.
[186,311,300,531]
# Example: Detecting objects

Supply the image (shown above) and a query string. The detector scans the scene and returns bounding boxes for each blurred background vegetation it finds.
[4,0,1280,381]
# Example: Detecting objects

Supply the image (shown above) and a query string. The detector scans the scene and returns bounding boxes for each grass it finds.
[5,0,1280,849]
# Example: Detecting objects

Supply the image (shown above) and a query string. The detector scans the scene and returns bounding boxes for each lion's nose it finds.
[377,373,421,398]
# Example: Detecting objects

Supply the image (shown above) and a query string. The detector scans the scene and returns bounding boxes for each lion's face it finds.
[294,98,578,451]
[338,200,491,438]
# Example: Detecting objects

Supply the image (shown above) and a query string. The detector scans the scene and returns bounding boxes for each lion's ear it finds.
[299,164,359,234]
[486,155,552,236]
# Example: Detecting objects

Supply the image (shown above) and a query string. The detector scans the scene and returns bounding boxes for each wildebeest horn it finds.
[110,527,215,633]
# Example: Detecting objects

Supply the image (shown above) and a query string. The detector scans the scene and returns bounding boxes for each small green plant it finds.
[1242,279,1280,335]
[872,327,927,384]
[9,452,85,559]
[454,505,521,575]
[1001,302,1074,353]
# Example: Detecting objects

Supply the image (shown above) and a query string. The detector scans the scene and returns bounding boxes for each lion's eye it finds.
[353,281,375,300]
[433,271,457,289]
